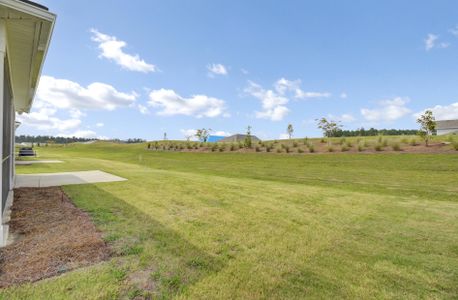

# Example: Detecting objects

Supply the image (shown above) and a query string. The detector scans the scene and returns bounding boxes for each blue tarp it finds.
[207,135,225,142]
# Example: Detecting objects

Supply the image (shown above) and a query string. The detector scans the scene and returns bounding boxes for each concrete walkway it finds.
[15,170,127,188]
[16,160,63,165]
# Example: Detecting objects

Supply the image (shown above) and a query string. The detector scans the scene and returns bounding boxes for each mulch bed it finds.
[0,187,110,288]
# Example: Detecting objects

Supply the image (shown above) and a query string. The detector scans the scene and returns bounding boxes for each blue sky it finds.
[16,0,458,140]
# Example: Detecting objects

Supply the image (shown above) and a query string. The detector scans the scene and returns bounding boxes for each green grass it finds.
[2,142,458,299]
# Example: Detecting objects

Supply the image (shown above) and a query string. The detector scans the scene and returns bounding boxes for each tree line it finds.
[15,135,146,144]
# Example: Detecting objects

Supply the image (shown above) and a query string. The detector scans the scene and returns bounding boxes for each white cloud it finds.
[207,63,228,77]
[213,131,231,136]
[278,133,290,140]
[96,122,104,127]
[180,129,198,140]
[416,102,458,120]
[449,25,458,37]
[328,113,356,123]
[425,34,438,51]
[424,33,449,51]
[58,130,97,138]
[90,29,157,73]
[148,88,228,118]
[245,78,331,121]
[37,76,138,111]
[16,105,81,131]
[245,81,290,121]
[137,104,150,115]
[361,97,411,122]
[295,90,331,99]
[274,78,331,99]
[241,68,249,75]
[340,92,348,99]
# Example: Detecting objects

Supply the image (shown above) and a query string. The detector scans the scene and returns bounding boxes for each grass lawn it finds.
[1,142,458,299]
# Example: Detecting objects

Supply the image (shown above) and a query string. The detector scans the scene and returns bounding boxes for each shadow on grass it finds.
[63,183,226,299]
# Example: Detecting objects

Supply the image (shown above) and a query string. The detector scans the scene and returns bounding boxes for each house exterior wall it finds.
[0,20,14,246]
[437,128,458,135]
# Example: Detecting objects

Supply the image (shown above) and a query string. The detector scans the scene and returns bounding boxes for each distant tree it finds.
[163,132,167,140]
[287,124,294,139]
[416,110,436,146]
[195,128,211,142]
[316,117,342,137]
[244,126,252,148]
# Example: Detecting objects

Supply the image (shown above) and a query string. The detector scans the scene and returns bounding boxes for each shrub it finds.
[374,144,383,151]
[410,139,418,146]
[327,146,334,152]
[377,135,383,143]
[339,138,346,145]
[211,144,218,152]
[298,148,304,153]
[276,148,282,153]
[341,145,349,152]
[293,142,298,148]
[303,137,309,145]
[453,142,458,151]
[392,142,401,151]
[255,146,261,152]
[266,146,271,152]
[382,139,388,147]
[281,144,286,149]
[357,144,364,152]
[308,144,315,153]
[346,141,352,148]
[320,138,326,143]
[219,147,224,152]
[401,137,409,144]
[363,140,369,147]
[285,146,290,153]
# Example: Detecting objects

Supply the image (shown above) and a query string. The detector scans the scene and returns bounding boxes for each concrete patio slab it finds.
[16,160,63,165]
[15,170,127,188]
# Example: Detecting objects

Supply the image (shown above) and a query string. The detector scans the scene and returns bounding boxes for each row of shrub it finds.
[146,135,458,153]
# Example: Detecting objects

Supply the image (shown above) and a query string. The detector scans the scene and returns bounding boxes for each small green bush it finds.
[320,138,326,143]
[339,138,346,145]
[255,146,261,152]
[392,142,401,151]
[453,142,458,151]
[341,145,349,152]
[374,144,383,151]
[363,140,369,147]
[293,142,298,148]
[327,146,334,152]
[410,139,418,146]
[303,137,309,145]
[382,139,388,147]
[276,148,282,153]
[285,146,290,153]
[346,141,352,148]
[309,144,315,153]
[298,148,304,153]
[401,137,409,144]
[357,144,364,152]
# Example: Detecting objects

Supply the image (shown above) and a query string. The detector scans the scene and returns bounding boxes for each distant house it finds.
[436,120,458,135]
[207,135,226,143]
[219,134,261,143]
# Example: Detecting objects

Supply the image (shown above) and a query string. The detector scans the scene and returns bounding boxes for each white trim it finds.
[0,0,55,22]
[0,19,5,235]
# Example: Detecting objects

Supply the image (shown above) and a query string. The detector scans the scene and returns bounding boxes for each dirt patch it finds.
[0,187,110,288]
